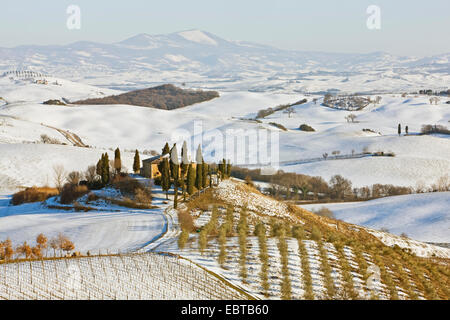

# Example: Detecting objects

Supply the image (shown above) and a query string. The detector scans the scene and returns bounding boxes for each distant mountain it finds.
[0,30,448,93]
[73,84,219,110]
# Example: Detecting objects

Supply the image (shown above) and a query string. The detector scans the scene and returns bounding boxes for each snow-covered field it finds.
[0,185,172,254]
[303,192,450,243]
[0,144,138,191]
[0,253,248,300]
[1,76,448,189]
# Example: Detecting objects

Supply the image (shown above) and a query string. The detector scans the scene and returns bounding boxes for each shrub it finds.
[66,171,82,185]
[112,176,152,204]
[43,99,66,106]
[291,225,305,239]
[299,124,315,132]
[178,210,195,232]
[134,188,152,206]
[108,197,154,209]
[314,207,335,219]
[269,122,287,131]
[60,184,89,204]
[40,134,62,145]
[86,192,99,203]
[12,187,59,205]
[256,223,270,297]
[218,223,228,267]
[310,226,322,241]
[421,124,450,135]
[112,176,141,196]
[269,219,284,237]
[178,229,189,250]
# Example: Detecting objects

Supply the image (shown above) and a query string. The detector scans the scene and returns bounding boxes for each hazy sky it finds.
[1,0,449,57]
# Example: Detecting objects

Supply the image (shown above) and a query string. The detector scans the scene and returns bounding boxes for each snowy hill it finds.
[0,30,448,93]
[0,73,120,104]
[1,84,448,190]
[156,179,450,300]
[2,178,449,300]
[303,192,450,243]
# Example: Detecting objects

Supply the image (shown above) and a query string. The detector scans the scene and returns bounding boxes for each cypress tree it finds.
[226,160,232,178]
[170,145,180,209]
[195,145,204,191]
[398,123,401,136]
[96,156,103,177]
[101,153,110,185]
[161,158,170,199]
[218,161,223,181]
[162,142,170,155]
[195,163,203,191]
[222,159,227,178]
[133,150,140,174]
[202,163,208,188]
[187,164,195,195]
[105,153,110,183]
[180,141,189,200]
[114,147,121,174]
[218,223,227,267]
[170,144,179,180]
[209,166,213,188]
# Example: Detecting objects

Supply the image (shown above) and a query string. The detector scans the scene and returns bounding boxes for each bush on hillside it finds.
[299,124,315,132]
[314,207,335,219]
[269,122,287,131]
[60,184,89,204]
[421,124,450,135]
[12,187,59,205]
[43,99,66,106]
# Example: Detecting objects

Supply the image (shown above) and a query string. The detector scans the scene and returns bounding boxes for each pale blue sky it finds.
[1,0,449,56]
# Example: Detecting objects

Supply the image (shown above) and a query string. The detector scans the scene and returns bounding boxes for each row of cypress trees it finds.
[158,141,232,208]
[95,148,123,187]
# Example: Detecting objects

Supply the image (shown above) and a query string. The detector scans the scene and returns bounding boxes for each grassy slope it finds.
[176,180,450,300]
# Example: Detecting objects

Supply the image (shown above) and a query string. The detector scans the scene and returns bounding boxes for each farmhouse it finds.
[140,154,197,179]
[35,79,48,85]
[141,155,166,179]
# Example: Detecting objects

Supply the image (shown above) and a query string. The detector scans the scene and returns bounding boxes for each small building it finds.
[35,79,48,85]
[140,154,197,179]
[141,155,166,179]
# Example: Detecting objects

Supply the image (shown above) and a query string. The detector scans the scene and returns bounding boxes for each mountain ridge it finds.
[0,30,448,93]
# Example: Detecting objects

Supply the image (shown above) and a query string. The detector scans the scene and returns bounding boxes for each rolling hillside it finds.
[74,84,219,110]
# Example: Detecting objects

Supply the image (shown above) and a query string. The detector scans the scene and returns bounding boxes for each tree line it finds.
[156,141,232,209]
[0,233,75,262]
[232,167,448,202]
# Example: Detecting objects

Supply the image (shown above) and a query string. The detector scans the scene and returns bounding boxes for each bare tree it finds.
[49,237,59,257]
[283,107,296,118]
[66,171,82,185]
[374,96,382,104]
[331,150,341,157]
[429,97,440,105]
[345,113,357,123]
[53,164,66,191]
[433,175,450,192]
[85,165,97,183]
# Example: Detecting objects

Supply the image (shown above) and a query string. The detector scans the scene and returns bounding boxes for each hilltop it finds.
[73,84,219,110]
